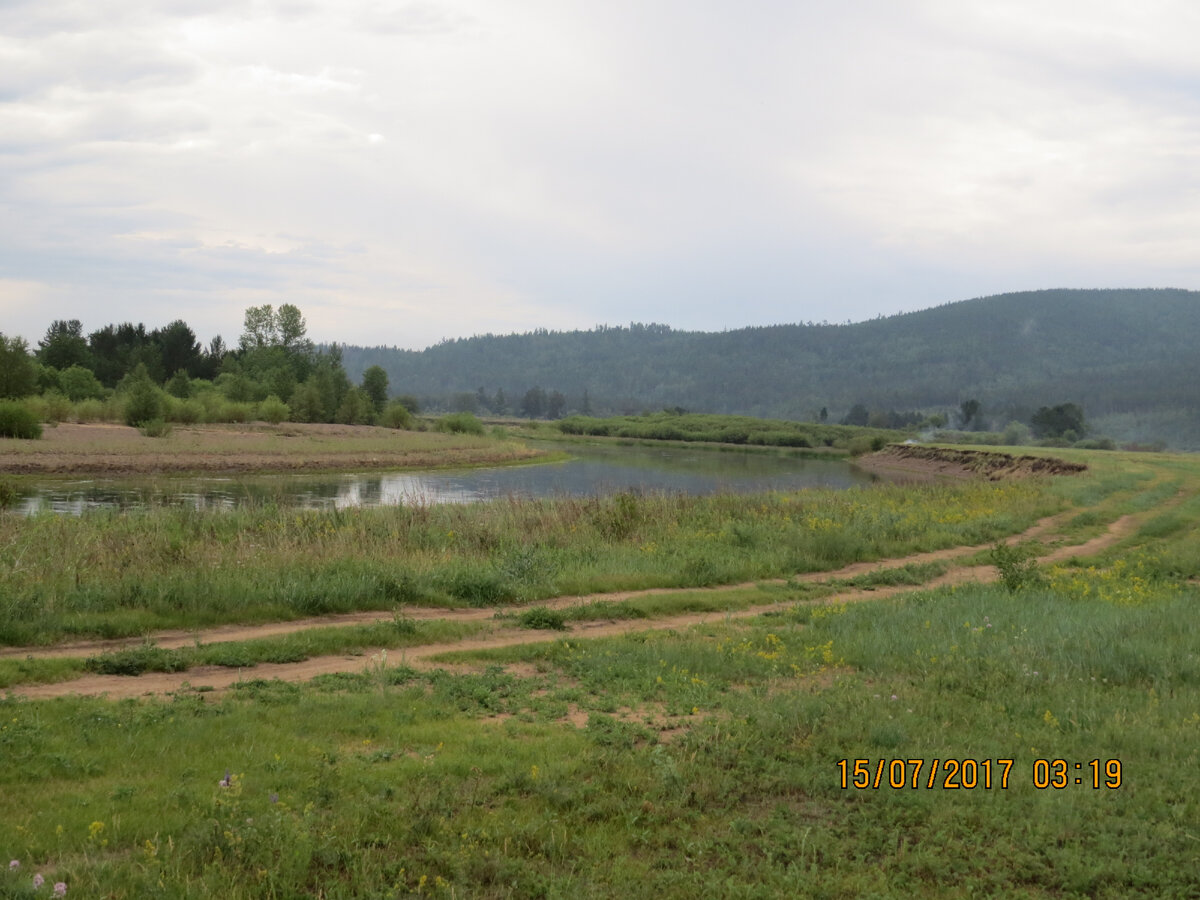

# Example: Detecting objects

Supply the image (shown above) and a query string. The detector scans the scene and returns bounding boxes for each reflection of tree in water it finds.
[359,478,385,504]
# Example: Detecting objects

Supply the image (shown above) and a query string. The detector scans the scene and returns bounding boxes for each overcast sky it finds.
[3,1,1199,350]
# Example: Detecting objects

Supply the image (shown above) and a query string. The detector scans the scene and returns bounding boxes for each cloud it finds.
[2,0,1200,349]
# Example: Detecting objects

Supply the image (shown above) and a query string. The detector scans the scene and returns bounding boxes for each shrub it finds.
[84,643,188,675]
[518,607,567,630]
[74,398,106,422]
[170,398,204,424]
[139,418,173,438]
[220,402,255,424]
[443,569,516,606]
[846,436,875,457]
[990,542,1043,592]
[335,387,375,425]
[121,364,164,426]
[379,402,414,429]
[0,401,42,439]
[28,391,73,423]
[1073,437,1115,451]
[436,412,484,435]
[1000,422,1029,446]
[165,369,192,399]
[259,394,290,424]
[59,364,106,401]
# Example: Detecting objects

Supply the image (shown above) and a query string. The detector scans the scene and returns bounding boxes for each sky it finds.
[3,0,1200,350]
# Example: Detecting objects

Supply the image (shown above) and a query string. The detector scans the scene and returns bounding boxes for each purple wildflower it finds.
[269,792,279,804]
[8,860,17,871]
[219,769,232,788]
[33,873,44,888]
[53,882,67,897]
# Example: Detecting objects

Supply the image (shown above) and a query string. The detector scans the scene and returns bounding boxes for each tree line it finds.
[0,306,414,429]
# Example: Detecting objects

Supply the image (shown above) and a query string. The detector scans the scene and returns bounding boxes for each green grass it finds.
[0,618,487,688]
[0,477,1057,646]
[4,445,1200,896]
[555,410,908,451]
[4,573,1199,896]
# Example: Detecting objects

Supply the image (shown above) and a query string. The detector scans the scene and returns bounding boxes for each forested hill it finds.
[339,288,1200,441]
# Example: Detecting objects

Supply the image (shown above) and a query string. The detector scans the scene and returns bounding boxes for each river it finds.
[13,441,879,515]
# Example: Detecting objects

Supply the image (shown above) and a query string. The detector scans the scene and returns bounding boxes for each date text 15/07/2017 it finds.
[836,758,1123,790]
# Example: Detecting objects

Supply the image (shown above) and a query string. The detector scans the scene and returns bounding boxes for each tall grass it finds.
[0,480,1055,644]
[556,411,906,450]
[1,451,1198,896]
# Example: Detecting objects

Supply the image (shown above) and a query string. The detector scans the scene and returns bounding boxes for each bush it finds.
[165,369,192,399]
[443,569,516,606]
[31,391,73,423]
[219,402,255,424]
[169,398,204,424]
[74,398,106,422]
[335,387,375,425]
[59,364,106,401]
[379,402,414,429]
[84,643,187,676]
[1002,421,1032,446]
[518,607,567,630]
[436,412,484,435]
[1073,437,1115,451]
[139,418,173,438]
[121,364,164,426]
[846,436,875,457]
[259,394,290,425]
[990,542,1043,592]
[0,401,43,439]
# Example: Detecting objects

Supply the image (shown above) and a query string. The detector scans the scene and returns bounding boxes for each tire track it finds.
[7,505,1154,701]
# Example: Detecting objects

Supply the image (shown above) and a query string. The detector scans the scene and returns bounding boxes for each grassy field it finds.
[2,447,1200,897]
[552,411,908,453]
[0,477,1053,645]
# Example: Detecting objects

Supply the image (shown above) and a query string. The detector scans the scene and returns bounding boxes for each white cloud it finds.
[2,0,1200,348]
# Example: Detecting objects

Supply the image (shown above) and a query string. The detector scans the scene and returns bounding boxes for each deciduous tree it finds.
[361,366,389,414]
[0,334,37,398]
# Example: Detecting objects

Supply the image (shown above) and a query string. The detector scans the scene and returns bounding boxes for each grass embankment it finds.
[0,478,1053,645]
[4,449,1200,896]
[0,421,543,476]
[553,411,908,453]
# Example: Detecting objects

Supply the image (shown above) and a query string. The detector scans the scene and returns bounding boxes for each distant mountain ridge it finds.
[337,288,1200,447]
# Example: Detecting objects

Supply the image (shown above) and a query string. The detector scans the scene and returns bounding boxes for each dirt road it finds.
[5,508,1146,701]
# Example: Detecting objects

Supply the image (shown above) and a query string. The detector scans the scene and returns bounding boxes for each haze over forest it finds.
[338,288,1200,449]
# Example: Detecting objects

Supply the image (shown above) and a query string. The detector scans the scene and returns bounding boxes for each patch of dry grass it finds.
[0,422,544,475]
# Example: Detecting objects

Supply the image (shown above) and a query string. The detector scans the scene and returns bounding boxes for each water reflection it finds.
[12,443,879,515]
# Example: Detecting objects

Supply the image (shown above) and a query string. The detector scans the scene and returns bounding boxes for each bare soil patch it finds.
[858,445,1087,482]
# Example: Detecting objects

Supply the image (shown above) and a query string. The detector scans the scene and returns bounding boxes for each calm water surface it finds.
[14,442,880,515]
